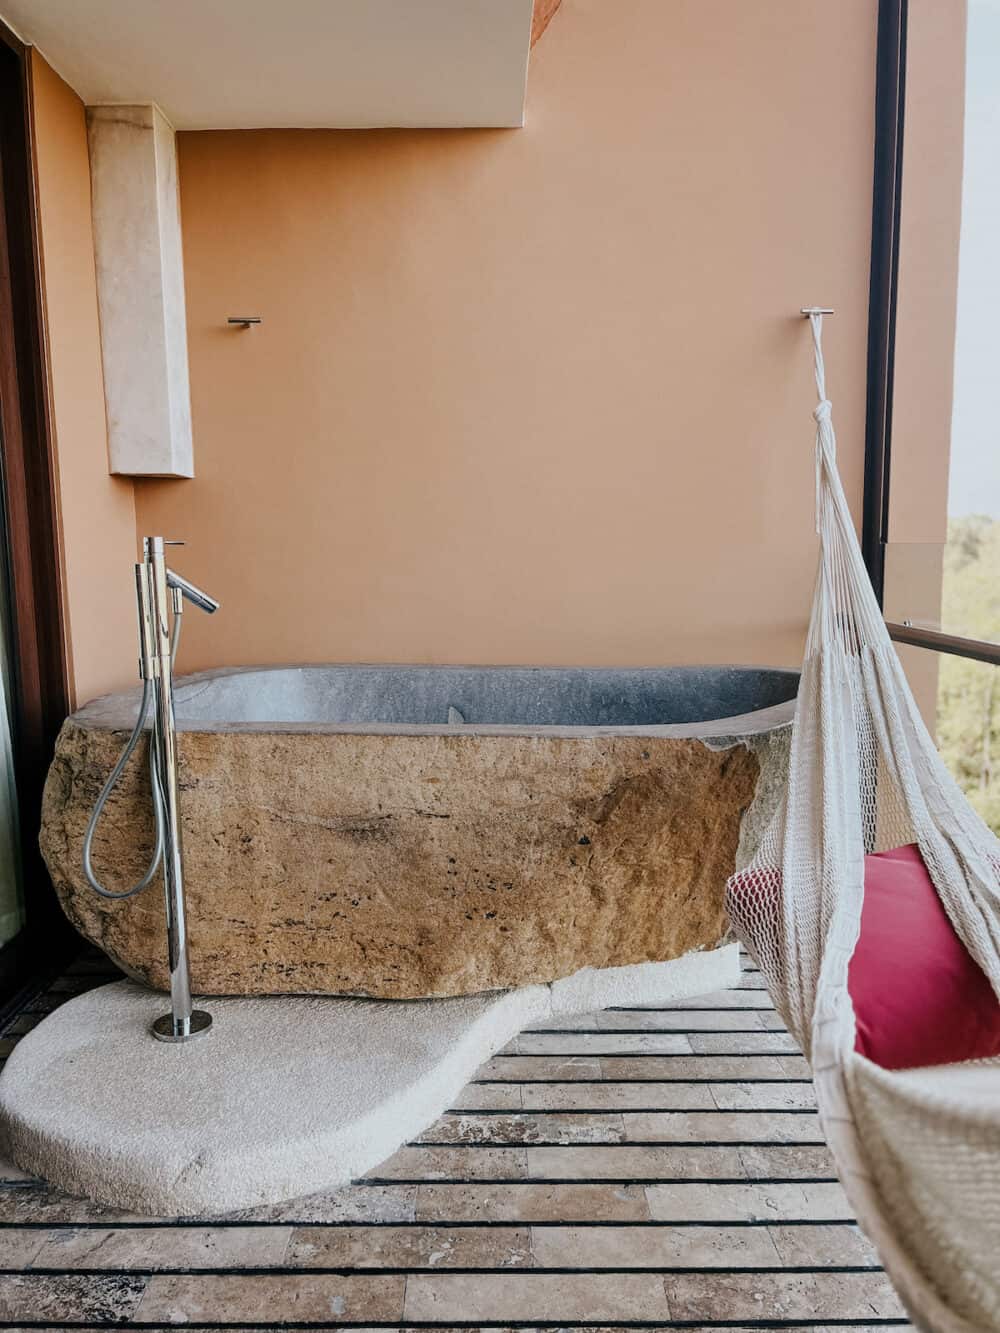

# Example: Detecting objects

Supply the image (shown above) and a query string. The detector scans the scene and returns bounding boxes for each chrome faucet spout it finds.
[166,568,220,614]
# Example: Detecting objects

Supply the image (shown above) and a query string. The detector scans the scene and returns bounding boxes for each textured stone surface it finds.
[42,723,760,998]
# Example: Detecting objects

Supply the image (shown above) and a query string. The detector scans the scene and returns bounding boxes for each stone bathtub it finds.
[40,664,797,999]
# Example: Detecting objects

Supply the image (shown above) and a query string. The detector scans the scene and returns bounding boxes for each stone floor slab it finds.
[418,1112,627,1145]
[689,1030,799,1053]
[597,1054,800,1079]
[288,1224,532,1269]
[519,1082,716,1111]
[514,1032,694,1055]
[368,1146,528,1181]
[477,1056,604,1080]
[644,1180,853,1222]
[136,1272,405,1322]
[662,1270,906,1321]
[710,1081,817,1110]
[24,1224,293,1270]
[403,1271,672,1321]
[414,1182,650,1222]
[450,1084,524,1111]
[529,1223,783,1269]
[594,1009,770,1031]
[0,1272,146,1322]
[622,1110,823,1143]
[526,1145,747,1180]
[769,1221,882,1267]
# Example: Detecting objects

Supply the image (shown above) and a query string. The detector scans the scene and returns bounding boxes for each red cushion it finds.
[727,844,1000,1071]
[850,843,1000,1070]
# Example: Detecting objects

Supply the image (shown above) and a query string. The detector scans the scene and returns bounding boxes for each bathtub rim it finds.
[68,661,799,741]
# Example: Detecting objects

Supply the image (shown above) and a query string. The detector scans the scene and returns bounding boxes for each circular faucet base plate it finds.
[151,1009,213,1043]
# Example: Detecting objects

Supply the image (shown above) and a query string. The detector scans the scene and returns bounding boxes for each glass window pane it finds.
[938,655,1000,835]
[941,0,1000,649]
[937,2,1000,834]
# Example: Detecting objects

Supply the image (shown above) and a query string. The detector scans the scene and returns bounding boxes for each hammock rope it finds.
[726,312,1000,1333]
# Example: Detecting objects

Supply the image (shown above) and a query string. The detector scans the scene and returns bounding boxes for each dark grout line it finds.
[470,1078,814,1085]
[444,1108,818,1116]
[605,1006,777,1012]
[519,1029,790,1037]
[1,1264,884,1277]
[488,1053,803,1060]
[412,1141,828,1149]
[0,1320,913,1331]
[359,1177,840,1186]
[0,1217,860,1230]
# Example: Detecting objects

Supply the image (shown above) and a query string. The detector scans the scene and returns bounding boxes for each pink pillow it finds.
[850,843,1000,1070]
[727,844,1000,1071]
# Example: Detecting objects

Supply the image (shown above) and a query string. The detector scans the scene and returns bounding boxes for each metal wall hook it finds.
[227,316,262,329]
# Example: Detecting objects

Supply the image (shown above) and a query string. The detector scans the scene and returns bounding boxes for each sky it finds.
[948,0,1000,519]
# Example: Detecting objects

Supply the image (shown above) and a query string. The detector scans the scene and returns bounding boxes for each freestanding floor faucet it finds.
[81,537,219,1043]
[136,537,219,1043]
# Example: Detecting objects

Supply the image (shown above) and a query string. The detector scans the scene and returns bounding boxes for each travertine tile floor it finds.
[0,950,912,1330]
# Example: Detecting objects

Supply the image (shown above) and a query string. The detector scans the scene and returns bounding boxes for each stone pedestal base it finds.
[0,946,737,1216]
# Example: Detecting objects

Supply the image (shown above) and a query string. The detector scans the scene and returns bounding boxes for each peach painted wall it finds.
[130,0,880,676]
[30,51,138,705]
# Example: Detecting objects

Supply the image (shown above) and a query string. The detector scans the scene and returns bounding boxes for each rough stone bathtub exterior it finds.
[40,665,797,998]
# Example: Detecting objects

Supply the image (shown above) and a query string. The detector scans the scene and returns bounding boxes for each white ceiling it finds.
[2,0,535,129]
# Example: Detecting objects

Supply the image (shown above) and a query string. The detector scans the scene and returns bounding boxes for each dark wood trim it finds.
[888,622,1000,668]
[0,15,24,57]
[0,24,77,999]
[862,0,908,606]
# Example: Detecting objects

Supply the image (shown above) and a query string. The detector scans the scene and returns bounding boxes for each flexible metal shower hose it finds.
[81,616,181,900]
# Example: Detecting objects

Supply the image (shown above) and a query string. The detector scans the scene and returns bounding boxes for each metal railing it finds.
[887,621,1000,668]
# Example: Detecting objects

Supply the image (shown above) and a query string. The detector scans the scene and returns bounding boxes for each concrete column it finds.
[86,104,193,477]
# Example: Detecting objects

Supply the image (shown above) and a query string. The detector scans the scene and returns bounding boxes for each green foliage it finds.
[936,516,1000,832]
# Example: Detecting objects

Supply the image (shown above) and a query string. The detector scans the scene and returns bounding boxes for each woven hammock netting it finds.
[726,313,1000,1333]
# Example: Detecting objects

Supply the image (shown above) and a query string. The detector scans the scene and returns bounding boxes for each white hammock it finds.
[727,312,1000,1333]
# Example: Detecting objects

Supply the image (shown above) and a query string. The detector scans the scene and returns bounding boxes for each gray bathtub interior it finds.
[77,664,802,735]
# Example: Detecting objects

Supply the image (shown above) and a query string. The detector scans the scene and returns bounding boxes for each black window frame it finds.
[865,0,1000,669]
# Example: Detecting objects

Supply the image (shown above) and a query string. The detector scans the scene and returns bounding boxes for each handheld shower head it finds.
[165,568,220,614]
